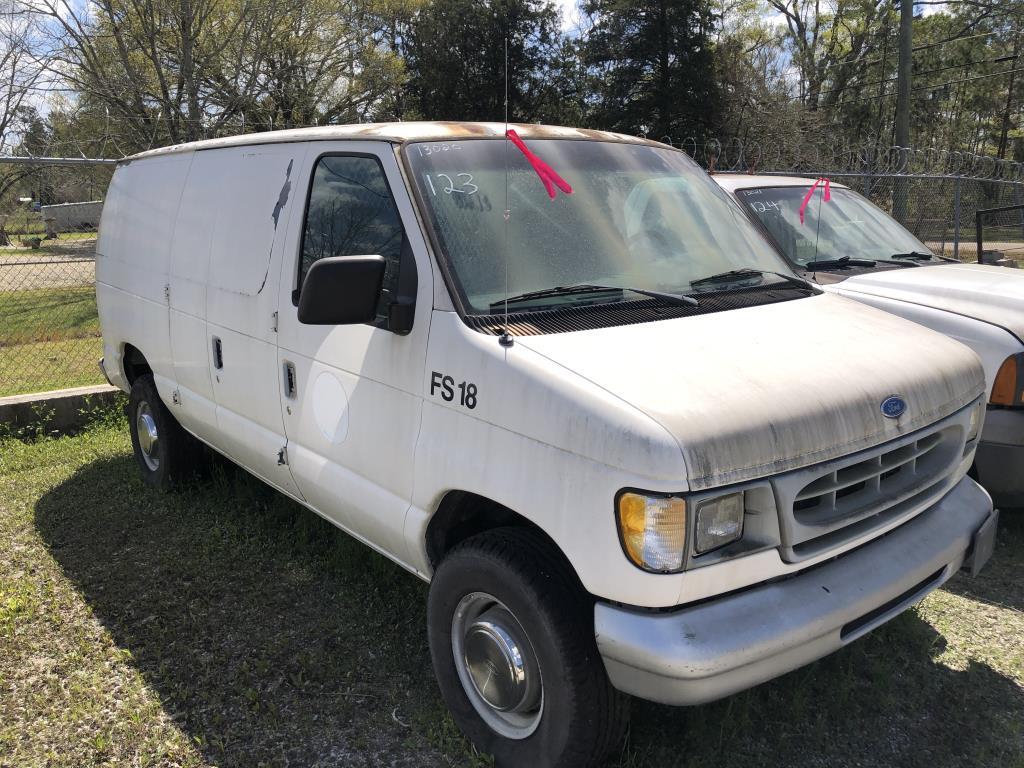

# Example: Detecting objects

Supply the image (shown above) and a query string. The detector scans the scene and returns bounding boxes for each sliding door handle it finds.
[283,361,297,399]
[212,336,223,369]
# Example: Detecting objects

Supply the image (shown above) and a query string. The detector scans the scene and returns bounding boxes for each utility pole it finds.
[893,0,913,222]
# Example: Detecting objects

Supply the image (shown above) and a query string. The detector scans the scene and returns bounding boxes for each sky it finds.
[555,0,583,32]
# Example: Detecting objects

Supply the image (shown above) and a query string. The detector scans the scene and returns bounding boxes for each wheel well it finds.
[425,491,569,572]
[121,344,152,387]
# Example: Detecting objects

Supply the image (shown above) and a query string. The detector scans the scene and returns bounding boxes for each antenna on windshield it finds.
[499,37,514,349]
[799,177,830,268]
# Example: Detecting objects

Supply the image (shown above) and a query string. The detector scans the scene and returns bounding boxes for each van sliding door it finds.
[201,145,306,498]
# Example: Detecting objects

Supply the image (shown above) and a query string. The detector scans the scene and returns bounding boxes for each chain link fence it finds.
[735,172,1024,263]
[2,139,1024,398]
[676,138,1024,265]
[976,203,1024,265]
[0,212,100,398]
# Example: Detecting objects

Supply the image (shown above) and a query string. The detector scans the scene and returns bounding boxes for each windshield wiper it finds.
[871,258,922,268]
[804,256,877,270]
[489,283,697,310]
[689,268,817,291]
[623,286,699,307]
[688,268,766,288]
[890,251,934,261]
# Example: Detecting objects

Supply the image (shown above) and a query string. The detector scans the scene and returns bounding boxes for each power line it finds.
[913,29,1001,51]
[819,54,1019,97]
[919,65,1024,92]
[814,29,1004,74]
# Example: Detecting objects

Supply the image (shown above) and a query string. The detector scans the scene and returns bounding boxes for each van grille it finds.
[772,419,964,562]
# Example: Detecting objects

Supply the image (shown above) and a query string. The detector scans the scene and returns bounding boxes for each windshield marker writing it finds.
[505,129,573,200]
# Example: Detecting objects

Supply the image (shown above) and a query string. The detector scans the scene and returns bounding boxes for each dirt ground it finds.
[0,239,97,291]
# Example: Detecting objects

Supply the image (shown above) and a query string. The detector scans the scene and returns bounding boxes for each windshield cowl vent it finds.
[465,284,816,336]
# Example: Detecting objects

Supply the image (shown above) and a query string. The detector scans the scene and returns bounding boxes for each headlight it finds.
[616,492,687,572]
[967,401,984,443]
[991,353,1024,406]
[694,492,745,554]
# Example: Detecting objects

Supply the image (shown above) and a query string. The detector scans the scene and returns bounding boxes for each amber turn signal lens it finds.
[617,492,687,572]
[991,355,1022,406]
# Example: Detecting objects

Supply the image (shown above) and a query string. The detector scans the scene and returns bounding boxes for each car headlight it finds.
[967,400,984,444]
[616,492,687,572]
[694,492,745,554]
[616,489,749,571]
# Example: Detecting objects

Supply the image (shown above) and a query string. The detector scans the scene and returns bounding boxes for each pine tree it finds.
[402,0,563,122]
[583,0,720,141]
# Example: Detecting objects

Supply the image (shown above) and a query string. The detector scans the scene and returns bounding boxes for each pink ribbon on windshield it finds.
[505,129,573,199]
[798,177,831,224]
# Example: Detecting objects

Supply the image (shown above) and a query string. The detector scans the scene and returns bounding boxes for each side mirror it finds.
[297,255,386,325]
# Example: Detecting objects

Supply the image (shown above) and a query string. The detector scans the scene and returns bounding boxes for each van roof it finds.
[123,122,664,162]
[712,173,852,192]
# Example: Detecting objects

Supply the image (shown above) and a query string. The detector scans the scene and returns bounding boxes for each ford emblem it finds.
[881,395,907,419]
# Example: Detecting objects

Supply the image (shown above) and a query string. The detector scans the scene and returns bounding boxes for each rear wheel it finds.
[128,374,200,491]
[427,527,630,768]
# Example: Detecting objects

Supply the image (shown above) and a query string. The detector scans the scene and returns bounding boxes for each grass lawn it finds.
[0,285,99,345]
[0,337,104,397]
[0,285,102,397]
[1,413,1021,768]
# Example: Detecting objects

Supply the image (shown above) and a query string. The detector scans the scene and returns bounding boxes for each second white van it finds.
[715,173,1024,508]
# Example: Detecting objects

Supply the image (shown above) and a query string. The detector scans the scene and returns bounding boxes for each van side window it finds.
[299,155,405,323]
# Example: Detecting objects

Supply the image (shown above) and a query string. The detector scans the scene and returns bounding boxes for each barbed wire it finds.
[2,126,1023,183]
[662,136,1024,182]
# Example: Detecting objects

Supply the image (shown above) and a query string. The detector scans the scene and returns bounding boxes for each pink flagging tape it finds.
[505,129,573,199]
[799,177,831,224]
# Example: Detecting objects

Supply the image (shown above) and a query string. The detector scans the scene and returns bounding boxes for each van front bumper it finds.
[975,408,1024,507]
[594,476,996,706]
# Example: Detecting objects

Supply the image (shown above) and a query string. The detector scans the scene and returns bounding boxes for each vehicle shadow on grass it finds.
[34,454,463,768]
[617,620,1024,768]
[941,507,1024,613]
[36,456,1024,768]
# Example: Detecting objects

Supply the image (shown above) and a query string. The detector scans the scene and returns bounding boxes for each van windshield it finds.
[736,185,936,267]
[405,138,792,314]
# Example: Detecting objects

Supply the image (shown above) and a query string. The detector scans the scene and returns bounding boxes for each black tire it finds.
[427,526,630,768]
[128,374,200,491]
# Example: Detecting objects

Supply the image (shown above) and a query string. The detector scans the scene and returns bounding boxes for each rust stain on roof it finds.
[123,122,668,163]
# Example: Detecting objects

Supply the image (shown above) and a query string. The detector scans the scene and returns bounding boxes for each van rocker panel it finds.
[594,475,994,706]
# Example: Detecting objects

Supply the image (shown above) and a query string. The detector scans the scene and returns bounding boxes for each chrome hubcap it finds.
[136,402,160,471]
[452,592,543,739]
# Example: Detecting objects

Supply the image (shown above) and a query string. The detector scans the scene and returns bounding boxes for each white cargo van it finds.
[715,174,1024,508]
[97,123,998,768]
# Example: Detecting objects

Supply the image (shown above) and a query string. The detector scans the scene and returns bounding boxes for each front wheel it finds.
[427,527,630,768]
[128,374,200,491]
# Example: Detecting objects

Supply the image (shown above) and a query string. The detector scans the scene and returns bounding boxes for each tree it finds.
[401,0,564,122]
[582,0,721,142]
[0,3,49,224]
[711,0,809,143]
[0,2,43,153]
[20,0,408,150]
[764,0,886,114]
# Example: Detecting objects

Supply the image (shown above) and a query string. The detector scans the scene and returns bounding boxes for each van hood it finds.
[833,263,1024,343]
[516,293,984,490]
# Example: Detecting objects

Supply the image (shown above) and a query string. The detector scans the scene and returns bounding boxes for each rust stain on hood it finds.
[518,294,985,490]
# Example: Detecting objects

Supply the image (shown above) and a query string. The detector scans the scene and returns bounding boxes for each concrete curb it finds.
[0,384,123,434]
